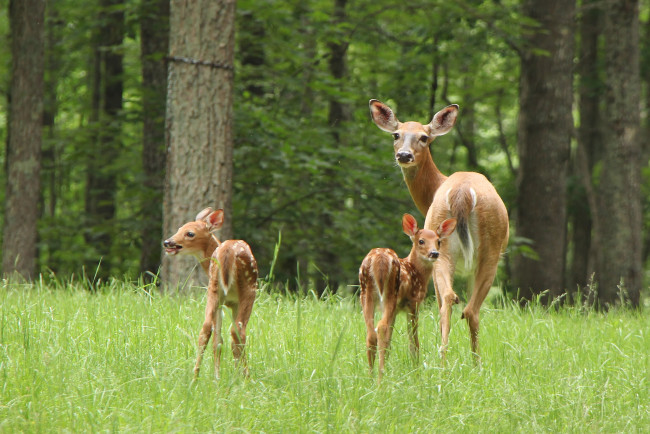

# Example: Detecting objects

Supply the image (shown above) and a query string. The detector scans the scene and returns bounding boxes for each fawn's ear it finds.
[402,213,419,237]
[428,104,459,137]
[369,99,400,133]
[195,207,213,221]
[205,209,224,232]
[436,218,457,239]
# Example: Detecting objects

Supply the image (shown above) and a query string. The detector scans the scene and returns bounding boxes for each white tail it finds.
[370,99,509,364]
[163,207,258,378]
[359,213,456,380]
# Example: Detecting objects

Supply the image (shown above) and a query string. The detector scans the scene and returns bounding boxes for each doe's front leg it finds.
[433,258,458,365]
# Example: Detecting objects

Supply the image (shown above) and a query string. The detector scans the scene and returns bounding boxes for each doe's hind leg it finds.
[461,252,499,365]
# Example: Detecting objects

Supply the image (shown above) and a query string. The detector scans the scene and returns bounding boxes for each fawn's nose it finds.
[163,239,176,248]
[396,151,414,164]
[429,250,439,259]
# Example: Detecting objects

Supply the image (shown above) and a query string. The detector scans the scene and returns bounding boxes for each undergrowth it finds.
[0,277,648,432]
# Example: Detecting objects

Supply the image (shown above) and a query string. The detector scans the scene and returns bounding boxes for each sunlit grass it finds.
[0,279,648,432]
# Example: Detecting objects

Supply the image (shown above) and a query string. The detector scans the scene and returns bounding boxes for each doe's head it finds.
[162,207,224,257]
[369,99,458,168]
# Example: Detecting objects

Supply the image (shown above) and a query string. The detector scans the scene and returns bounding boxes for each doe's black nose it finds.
[163,239,175,248]
[429,251,439,259]
[396,152,414,163]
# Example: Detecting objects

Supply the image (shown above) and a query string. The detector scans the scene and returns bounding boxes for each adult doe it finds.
[369,100,509,363]
[359,213,456,380]
[163,207,257,378]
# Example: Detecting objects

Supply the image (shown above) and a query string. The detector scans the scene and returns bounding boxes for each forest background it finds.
[1,0,649,308]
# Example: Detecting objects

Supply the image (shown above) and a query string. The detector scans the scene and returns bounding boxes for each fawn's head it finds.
[163,207,223,257]
[402,214,457,264]
[369,99,458,168]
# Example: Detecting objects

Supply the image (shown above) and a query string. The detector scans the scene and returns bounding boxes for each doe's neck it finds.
[401,153,448,216]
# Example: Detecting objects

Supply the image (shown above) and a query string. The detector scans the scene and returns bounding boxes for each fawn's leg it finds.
[360,287,377,373]
[407,307,420,363]
[212,299,224,380]
[194,291,217,379]
[376,301,397,382]
[230,287,255,377]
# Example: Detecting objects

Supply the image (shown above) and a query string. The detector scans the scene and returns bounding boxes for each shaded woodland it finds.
[1,0,649,307]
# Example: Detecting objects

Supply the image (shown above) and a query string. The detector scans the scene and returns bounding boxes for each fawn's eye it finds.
[437,240,442,247]
[420,135,428,142]
[392,133,400,140]
[418,239,425,245]
[186,231,195,238]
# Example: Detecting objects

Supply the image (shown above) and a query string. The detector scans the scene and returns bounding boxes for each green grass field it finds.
[1,279,648,432]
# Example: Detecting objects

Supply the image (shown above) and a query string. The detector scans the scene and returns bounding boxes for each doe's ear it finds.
[402,213,419,237]
[428,104,459,136]
[369,99,400,133]
[195,207,213,221]
[436,218,457,239]
[206,209,224,232]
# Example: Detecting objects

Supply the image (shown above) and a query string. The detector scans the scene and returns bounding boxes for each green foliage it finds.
[1,280,648,431]
[30,0,145,278]
[0,0,522,288]
[2,0,646,294]
[232,0,521,291]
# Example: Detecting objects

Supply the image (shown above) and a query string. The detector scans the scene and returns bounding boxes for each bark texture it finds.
[570,0,602,294]
[139,0,170,279]
[595,0,642,307]
[162,0,235,289]
[513,0,575,302]
[84,0,124,279]
[2,0,45,280]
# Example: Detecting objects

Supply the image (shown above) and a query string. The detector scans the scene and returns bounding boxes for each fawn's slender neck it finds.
[400,151,448,216]
[406,250,434,280]
[197,235,220,275]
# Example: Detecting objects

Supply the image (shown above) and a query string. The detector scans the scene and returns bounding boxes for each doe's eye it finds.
[418,239,425,245]
[392,133,400,140]
[420,135,428,142]
[186,231,195,238]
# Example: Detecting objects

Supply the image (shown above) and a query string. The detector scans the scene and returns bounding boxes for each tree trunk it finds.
[428,34,440,121]
[513,0,575,303]
[2,0,45,280]
[321,0,349,293]
[297,3,315,117]
[569,0,602,297]
[327,0,350,140]
[456,70,479,171]
[238,10,266,98]
[139,0,169,281]
[42,1,60,220]
[39,0,61,273]
[162,0,235,290]
[84,0,124,281]
[644,8,650,269]
[595,0,642,307]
